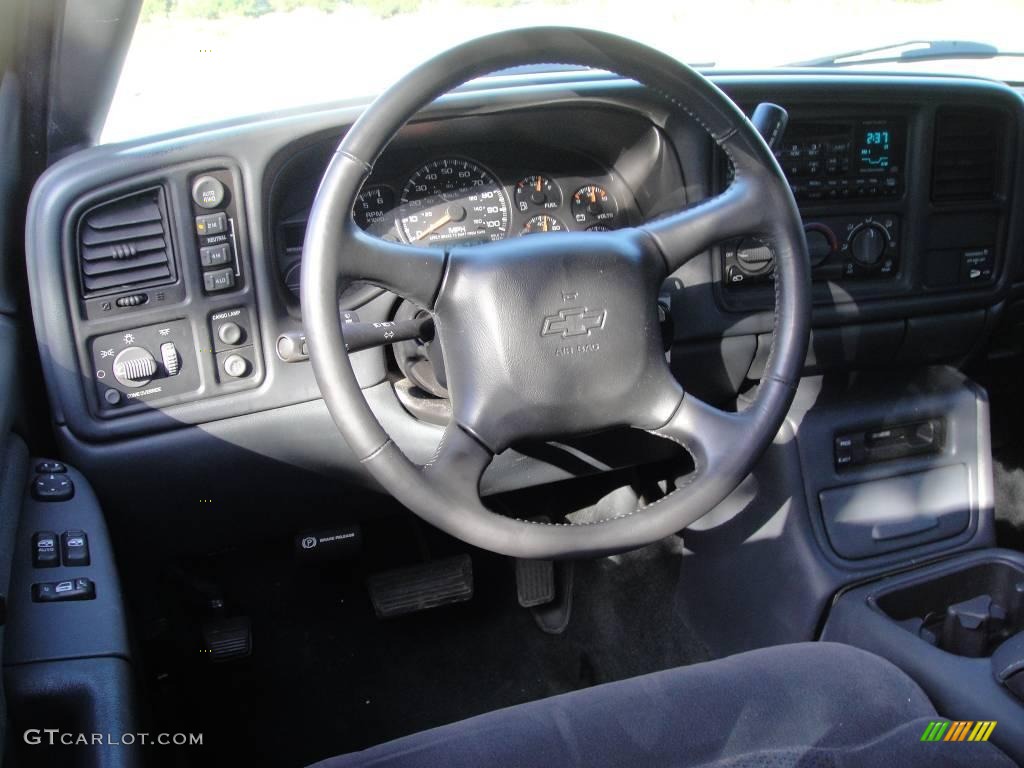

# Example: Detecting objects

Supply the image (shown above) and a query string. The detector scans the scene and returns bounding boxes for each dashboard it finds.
[22,70,1024,513]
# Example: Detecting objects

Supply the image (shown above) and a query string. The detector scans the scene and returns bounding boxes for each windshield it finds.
[102,0,1024,144]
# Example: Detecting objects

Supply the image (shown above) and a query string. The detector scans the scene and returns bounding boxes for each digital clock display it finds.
[858,123,897,171]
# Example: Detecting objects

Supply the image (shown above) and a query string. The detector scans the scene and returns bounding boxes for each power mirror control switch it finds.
[35,461,66,474]
[32,532,60,568]
[61,530,91,567]
[32,577,96,603]
[32,474,74,502]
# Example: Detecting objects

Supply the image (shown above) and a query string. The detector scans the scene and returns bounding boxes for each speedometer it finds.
[398,158,509,246]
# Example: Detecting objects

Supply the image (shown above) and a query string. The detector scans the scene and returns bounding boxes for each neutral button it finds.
[218,322,243,345]
[223,354,249,378]
[192,175,226,209]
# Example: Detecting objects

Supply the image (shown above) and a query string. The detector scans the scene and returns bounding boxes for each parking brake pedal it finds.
[367,554,473,618]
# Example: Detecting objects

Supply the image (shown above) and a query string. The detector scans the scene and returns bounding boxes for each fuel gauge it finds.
[514,175,561,212]
[571,185,617,226]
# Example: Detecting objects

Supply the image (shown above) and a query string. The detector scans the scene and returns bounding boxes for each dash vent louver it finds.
[931,109,1003,203]
[77,188,175,296]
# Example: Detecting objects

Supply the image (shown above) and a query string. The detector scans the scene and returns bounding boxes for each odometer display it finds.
[399,158,509,246]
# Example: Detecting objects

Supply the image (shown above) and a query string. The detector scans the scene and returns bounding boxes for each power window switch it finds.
[61,530,91,567]
[32,531,60,568]
[32,577,96,603]
[32,474,74,502]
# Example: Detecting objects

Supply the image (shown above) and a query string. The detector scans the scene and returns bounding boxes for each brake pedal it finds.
[201,616,252,662]
[367,554,473,618]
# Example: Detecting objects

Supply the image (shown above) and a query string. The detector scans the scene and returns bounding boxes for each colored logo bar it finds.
[921,721,997,742]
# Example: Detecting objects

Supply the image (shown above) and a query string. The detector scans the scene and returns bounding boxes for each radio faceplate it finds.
[776,117,906,203]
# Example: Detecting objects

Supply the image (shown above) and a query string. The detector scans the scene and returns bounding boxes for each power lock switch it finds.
[32,532,60,568]
[61,530,91,567]
[32,577,96,603]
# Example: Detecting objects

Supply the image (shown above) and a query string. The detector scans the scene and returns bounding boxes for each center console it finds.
[823,550,1024,763]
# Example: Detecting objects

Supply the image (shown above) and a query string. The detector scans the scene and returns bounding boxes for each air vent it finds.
[78,188,175,296]
[931,109,1003,203]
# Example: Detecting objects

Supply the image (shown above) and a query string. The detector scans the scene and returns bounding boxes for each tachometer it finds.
[353,185,394,232]
[399,158,509,246]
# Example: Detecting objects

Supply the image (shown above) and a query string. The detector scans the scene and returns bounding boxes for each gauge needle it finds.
[536,177,542,192]
[412,212,452,242]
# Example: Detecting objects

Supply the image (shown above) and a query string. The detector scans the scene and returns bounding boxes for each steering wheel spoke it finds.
[422,424,495,504]
[340,225,447,310]
[650,393,752,474]
[642,176,769,273]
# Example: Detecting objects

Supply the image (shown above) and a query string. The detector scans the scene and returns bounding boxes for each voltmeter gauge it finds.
[571,185,617,226]
[514,175,562,212]
[521,215,567,235]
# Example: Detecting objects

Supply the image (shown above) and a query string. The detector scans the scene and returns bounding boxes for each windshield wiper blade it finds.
[789,39,1024,68]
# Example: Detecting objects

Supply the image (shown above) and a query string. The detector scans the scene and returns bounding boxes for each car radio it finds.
[777,117,906,203]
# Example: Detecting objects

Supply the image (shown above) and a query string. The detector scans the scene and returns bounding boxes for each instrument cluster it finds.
[353,156,625,247]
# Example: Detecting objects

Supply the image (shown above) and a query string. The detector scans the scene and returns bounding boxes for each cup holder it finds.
[874,561,1024,657]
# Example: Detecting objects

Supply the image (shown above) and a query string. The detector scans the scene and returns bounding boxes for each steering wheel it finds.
[302,27,810,559]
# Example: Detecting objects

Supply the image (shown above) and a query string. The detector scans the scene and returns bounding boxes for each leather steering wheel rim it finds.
[302,27,811,559]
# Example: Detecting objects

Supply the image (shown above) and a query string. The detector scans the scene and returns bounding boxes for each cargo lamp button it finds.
[218,322,243,346]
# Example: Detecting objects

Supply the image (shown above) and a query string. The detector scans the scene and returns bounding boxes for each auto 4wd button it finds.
[204,268,235,292]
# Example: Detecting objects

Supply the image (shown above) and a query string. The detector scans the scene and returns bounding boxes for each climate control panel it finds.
[724,214,900,288]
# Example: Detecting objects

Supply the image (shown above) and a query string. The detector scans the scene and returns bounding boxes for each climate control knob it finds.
[112,347,157,388]
[849,224,888,268]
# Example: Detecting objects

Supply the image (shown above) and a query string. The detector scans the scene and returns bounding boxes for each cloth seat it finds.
[312,642,1012,767]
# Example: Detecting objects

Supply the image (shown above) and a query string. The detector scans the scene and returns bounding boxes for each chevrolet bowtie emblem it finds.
[541,307,607,338]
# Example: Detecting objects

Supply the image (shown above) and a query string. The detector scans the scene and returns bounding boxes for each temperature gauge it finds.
[514,175,562,212]
[521,215,567,235]
[571,185,617,226]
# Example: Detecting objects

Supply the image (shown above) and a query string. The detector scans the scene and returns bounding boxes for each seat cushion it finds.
[312,641,1012,767]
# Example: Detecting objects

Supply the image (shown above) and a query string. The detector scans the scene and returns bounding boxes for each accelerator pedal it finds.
[368,554,473,618]
[200,616,252,662]
[516,558,555,608]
